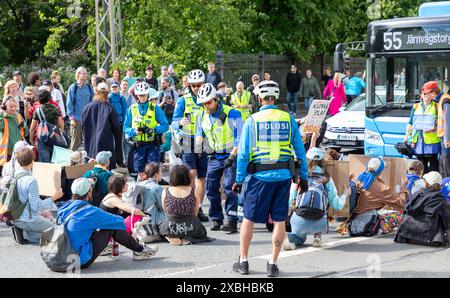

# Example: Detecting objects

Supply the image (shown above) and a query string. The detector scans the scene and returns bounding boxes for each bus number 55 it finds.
[384,32,402,50]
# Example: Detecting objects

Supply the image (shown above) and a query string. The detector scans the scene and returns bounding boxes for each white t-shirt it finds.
[51,89,66,118]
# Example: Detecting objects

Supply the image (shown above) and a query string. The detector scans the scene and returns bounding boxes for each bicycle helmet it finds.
[134,81,151,96]
[254,80,280,100]
[197,83,217,104]
[188,69,205,84]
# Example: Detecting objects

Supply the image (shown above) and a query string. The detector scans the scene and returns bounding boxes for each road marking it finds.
[155,235,383,277]
[254,235,380,260]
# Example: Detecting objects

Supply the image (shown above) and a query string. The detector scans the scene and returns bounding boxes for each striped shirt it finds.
[15,168,55,223]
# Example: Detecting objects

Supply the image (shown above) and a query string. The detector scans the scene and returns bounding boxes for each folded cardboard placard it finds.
[33,162,96,196]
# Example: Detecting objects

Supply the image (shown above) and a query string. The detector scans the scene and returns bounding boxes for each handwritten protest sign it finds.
[302,100,330,134]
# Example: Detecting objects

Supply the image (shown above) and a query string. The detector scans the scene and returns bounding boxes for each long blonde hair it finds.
[4,80,18,97]
[94,90,109,102]
[333,72,342,85]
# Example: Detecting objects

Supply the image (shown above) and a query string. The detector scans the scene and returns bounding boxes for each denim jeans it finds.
[37,141,52,163]
[287,213,327,246]
[14,216,54,243]
[304,96,314,110]
[286,92,299,114]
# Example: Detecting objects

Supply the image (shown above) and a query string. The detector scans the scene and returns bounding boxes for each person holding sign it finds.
[404,82,441,173]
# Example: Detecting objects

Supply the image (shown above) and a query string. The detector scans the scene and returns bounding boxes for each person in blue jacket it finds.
[344,72,366,105]
[231,80,309,277]
[57,177,159,269]
[123,81,169,181]
[109,83,128,168]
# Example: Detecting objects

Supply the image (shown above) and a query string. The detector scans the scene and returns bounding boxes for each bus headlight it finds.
[365,130,383,145]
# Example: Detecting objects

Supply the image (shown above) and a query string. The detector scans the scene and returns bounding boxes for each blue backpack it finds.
[295,176,329,220]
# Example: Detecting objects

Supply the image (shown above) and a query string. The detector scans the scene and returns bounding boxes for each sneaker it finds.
[312,234,322,248]
[133,244,159,261]
[165,236,182,246]
[198,207,209,222]
[221,221,238,234]
[267,262,279,277]
[99,242,113,256]
[232,258,249,275]
[11,226,29,245]
[210,220,223,231]
[283,237,296,251]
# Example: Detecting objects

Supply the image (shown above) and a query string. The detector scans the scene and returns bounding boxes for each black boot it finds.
[11,226,29,245]
[198,207,209,222]
[221,221,238,234]
[211,220,223,231]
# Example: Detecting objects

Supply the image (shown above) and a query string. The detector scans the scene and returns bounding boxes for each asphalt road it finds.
[1,211,449,278]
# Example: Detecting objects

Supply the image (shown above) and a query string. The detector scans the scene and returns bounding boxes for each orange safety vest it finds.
[437,94,450,138]
[0,113,25,166]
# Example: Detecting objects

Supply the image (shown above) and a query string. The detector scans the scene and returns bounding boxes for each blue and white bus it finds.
[336,1,450,157]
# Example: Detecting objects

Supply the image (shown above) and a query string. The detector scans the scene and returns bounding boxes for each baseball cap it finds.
[38,85,50,92]
[71,178,96,197]
[306,147,326,161]
[422,81,440,94]
[70,150,87,164]
[149,88,159,100]
[423,171,442,186]
[111,83,119,88]
[367,157,384,172]
[97,82,109,92]
[42,80,52,86]
[441,177,450,201]
[161,65,168,71]
[13,141,33,153]
[96,151,112,165]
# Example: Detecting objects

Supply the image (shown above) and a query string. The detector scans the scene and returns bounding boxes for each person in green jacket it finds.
[0,98,28,167]
[82,151,114,207]
[299,70,322,110]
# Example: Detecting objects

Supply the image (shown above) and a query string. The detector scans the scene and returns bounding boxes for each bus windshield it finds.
[367,54,450,108]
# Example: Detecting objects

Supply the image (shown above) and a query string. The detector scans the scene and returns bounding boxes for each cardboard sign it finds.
[33,162,96,196]
[51,146,73,165]
[33,162,62,197]
[325,155,409,218]
[302,100,330,134]
[65,162,96,179]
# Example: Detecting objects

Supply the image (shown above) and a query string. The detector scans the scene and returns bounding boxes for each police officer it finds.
[230,81,253,122]
[196,83,244,233]
[172,70,209,222]
[231,80,309,277]
[123,81,169,180]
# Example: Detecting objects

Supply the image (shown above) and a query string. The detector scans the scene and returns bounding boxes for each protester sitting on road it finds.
[29,89,64,163]
[395,171,450,246]
[0,141,33,226]
[142,163,166,228]
[160,165,212,245]
[58,177,159,269]
[342,157,409,237]
[405,160,426,196]
[284,133,350,250]
[101,175,146,217]
[82,151,114,207]
[0,97,28,169]
[11,148,63,244]
[69,150,88,166]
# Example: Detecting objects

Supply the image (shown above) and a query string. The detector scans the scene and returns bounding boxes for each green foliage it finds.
[0,0,435,74]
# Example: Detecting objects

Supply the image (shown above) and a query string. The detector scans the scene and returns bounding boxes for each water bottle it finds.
[112,240,119,257]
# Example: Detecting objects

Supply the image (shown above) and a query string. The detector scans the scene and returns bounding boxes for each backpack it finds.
[40,204,89,272]
[70,83,94,103]
[0,172,30,221]
[85,171,103,207]
[348,210,381,237]
[295,176,329,220]
[36,107,68,148]
[132,215,160,243]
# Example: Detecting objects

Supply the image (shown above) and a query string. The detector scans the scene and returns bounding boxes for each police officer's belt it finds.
[247,159,295,176]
